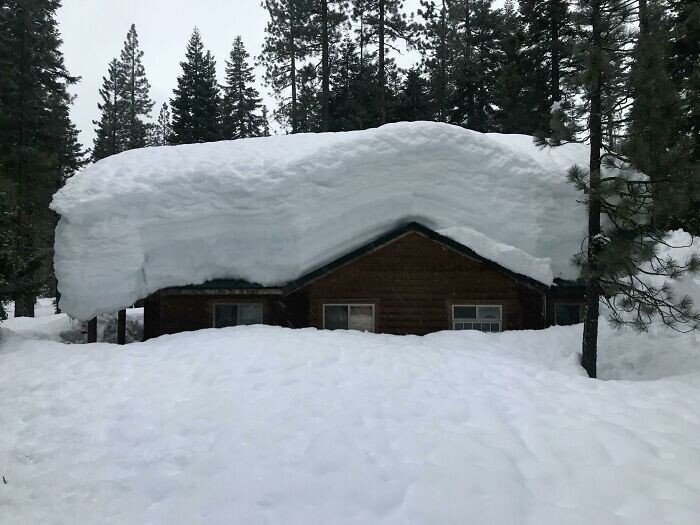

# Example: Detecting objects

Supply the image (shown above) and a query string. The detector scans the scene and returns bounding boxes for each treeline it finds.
[0,0,86,318]
[92,26,269,161]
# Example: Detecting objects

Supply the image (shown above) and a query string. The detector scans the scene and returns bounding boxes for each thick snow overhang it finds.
[52,121,592,320]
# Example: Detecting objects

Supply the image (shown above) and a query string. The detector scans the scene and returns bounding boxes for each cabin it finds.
[50,121,594,343]
[143,223,586,340]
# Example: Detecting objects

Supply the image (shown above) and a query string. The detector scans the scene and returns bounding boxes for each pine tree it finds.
[552,0,700,377]
[519,0,576,135]
[170,28,222,144]
[351,0,408,125]
[260,0,315,133]
[313,0,348,130]
[119,24,154,150]
[150,103,172,146]
[491,1,530,133]
[447,0,501,131]
[416,0,451,122]
[393,67,433,121]
[92,58,127,161]
[0,0,84,317]
[222,36,266,139]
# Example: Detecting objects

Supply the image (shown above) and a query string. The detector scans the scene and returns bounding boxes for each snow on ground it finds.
[52,122,593,320]
[2,298,143,343]
[1,319,700,524]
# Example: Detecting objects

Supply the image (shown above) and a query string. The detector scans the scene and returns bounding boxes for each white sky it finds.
[58,0,424,148]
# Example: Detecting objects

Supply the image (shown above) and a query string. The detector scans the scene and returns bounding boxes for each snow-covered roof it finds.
[52,121,590,320]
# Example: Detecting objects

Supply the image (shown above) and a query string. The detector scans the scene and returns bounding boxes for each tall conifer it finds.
[0,0,84,316]
[222,36,266,139]
[119,24,154,150]
[170,28,221,144]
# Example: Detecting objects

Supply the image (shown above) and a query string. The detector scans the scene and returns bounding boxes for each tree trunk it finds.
[550,0,561,104]
[117,309,126,345]
[321,0,330,131]
[13,294,35,318]
[638,0,649,35]
[87,317,97,343]
[582,0,603,379]
[439,0,447,122]
[378,0,386,125]
[290,4,298,134]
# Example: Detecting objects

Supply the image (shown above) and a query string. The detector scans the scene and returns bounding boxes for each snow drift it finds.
[2,323,700,524]
[52,122,593,319]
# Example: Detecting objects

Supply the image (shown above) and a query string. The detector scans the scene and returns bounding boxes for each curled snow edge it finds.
[53,122,602,320]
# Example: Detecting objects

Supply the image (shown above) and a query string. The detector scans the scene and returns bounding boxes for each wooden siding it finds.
[298,231,545,335]
[143,230,554,339]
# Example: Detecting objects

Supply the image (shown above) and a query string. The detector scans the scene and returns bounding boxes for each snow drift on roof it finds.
[438,226,554,285]
[52,121,590,319]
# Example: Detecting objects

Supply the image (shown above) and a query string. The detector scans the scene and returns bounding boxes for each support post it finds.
[117,309,126,345]
[87,317,97,343]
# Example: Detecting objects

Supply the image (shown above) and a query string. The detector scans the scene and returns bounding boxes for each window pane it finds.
[453,306,477,319]
[324,305,349,330]
[214,304,238,328]
[556,304,583,326]
[238,303,263,325]
[490,323,501,332]
[349,305,374,332]
[478,306,501,321]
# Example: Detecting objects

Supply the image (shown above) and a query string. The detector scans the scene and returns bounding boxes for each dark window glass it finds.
[214,303,263,328]
[238,303,263,325]
[555,304,584,326]
[453,306,477,319]
[214,304,238,328]
[324,305,349,330]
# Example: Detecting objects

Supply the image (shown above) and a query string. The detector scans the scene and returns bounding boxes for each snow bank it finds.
[2,324,700,524]
[52,122,594,319]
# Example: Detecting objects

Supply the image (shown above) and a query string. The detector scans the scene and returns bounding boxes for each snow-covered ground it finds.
[1,314,700,524]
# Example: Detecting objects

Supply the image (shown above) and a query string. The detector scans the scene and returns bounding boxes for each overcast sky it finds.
[57,0,423,148]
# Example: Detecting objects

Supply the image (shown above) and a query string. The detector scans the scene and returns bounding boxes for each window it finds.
[213,303,263,328]
[323,304,375,332]
[555,304,585,326]
[452,305,502,332]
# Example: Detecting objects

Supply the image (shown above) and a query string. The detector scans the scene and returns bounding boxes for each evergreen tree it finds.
[351,0,408,125]
[624,0,690,227]
[0,0,84,317]
[316,0,349,130]
[296,64,323,132]
[550,0,700,377]
[668,0,700,230]
[446,0,501,131]
[519,0,576,135]
[222,36,266,139]
[416,0,451,122]
[150,102,172,146]
[92,58,127,161]
[119,24,154,150]
[392,67,433,121]
[170,28,222,144]
[260,0,315,133]
[491,1,530,133]
[329,37,382,130]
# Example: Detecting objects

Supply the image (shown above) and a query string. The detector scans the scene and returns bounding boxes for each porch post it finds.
[117,309,126,345]
[87,317,97,343]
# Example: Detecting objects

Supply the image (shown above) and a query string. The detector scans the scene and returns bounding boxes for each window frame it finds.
[451,304,503,332]
[322,303,376,332]
[212,302,264,328]
[554,303,586,326]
